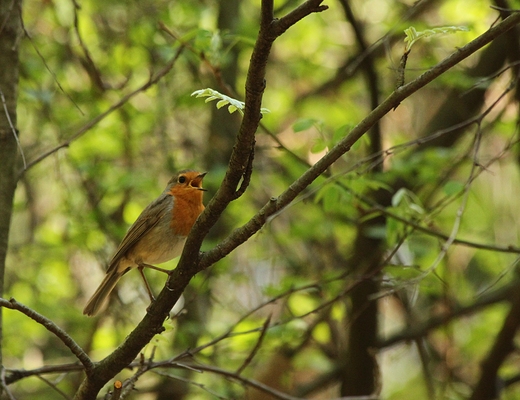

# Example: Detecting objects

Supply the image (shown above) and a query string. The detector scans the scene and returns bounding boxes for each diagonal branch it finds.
[376,281,517,349]
[20,44,185,179]
[198,12,520,271]
[235,315,271,375]
[73,1,329,399]
[185,0,328,253]
[0,297,93,371]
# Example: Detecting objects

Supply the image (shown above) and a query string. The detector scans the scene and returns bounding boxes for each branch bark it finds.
[0,0,22,396]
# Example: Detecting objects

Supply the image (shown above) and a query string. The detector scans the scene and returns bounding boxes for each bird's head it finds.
[168,170,207,202]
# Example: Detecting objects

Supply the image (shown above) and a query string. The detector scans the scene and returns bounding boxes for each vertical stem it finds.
[0,0,22,392]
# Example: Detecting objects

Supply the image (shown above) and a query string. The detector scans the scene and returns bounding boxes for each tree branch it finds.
[20,44,185,179]
[235,315,271,375]
[5,363,85,385]
[184,0,328,256]
[71,9,520,400]
[0,298,93,371]
[73,2,329,399]
[272,0,328,37]
[469,289,520,399]
[376,281,517,349]
[347,186,520,255]
[198,12,520,270]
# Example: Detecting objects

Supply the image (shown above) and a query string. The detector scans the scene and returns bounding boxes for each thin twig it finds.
[0,87,26,170]
[490,5,520,13]
[150,369,228,399]
[120,353,148,398]
[0,367,16,400]
[377,280,516,348]
[191,363,379,400]
[272,0,328,36]
[21,44,185,178]
[172,362,303,400]
[236,315,271,375]
[71,0,105,91]
[20,13,84,116]
[408,81,515,280]
[36,374,72,400]
[350,188,520,254]
[5,363,85,385]
[110,381,122,400]
[0,298,94,371]
[421,124,482,273]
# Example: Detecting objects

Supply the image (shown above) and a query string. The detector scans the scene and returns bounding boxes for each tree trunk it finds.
[0,0,23,390]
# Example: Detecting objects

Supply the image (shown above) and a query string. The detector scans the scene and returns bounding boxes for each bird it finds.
[83,170,206,316]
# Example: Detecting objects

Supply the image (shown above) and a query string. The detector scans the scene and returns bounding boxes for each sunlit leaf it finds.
[392,188,407,207]
[404,25,469,51]
[191,87,271,115]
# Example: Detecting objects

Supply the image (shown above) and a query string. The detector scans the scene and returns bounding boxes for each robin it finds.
[83,170,206,316]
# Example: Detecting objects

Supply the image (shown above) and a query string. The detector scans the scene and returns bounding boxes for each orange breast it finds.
[169,189,205,237]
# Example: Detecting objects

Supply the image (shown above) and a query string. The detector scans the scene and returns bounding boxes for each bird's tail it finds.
[83,270,123,316]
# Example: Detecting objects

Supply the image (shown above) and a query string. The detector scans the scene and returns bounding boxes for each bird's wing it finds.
[106,193,171,273]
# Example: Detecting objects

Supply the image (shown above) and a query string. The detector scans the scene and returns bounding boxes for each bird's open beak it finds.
[196,172,207,191]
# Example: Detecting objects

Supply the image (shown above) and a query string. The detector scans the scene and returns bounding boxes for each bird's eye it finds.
[178,175,187,184]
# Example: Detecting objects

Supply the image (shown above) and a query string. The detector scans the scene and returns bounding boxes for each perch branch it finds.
[199,12,520,270]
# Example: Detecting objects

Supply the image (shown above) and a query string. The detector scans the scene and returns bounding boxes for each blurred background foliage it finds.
[4,0,520,398]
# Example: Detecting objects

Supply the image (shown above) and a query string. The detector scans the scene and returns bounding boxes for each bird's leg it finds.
[140,263,170,274]
[137,265,155,302]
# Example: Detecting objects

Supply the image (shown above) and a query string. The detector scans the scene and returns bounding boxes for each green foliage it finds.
[5,0,520,399]
[404,25,469,51]
[191,88,271,115]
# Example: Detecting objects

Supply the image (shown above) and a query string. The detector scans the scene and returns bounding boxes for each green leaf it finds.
[392,188,407,207]
[293,118,318,132]
[315,184,347,213]
[404,25,469,51]
[216,99,228,109]
[409,203,424,214]
[443,180,464,196]
[364,178,392,192]
[311,139,327,154]
[191,87,270,115]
